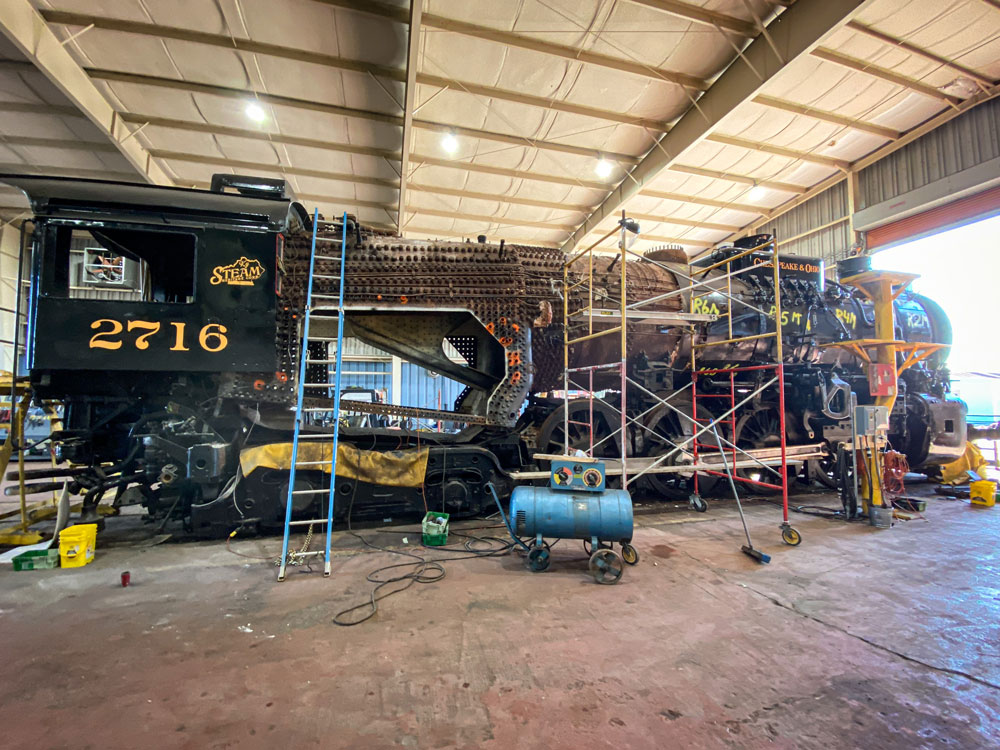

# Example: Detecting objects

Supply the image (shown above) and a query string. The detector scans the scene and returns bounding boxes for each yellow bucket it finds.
[970,480,997,507]
[59,524,97,568]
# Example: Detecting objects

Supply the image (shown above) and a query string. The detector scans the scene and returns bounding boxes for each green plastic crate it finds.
[13,549,60,571]
[421,511,450,546]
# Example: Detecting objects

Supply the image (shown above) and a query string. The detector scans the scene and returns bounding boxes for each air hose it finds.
[486,482,532,552]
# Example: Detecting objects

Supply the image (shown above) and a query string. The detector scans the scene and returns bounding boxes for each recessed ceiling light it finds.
[441,132,459,154]
[245,101,267,123]
[747,185,769,202]
[595,159,613,178]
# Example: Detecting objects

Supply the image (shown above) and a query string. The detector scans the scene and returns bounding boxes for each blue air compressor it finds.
[494,458,637,584]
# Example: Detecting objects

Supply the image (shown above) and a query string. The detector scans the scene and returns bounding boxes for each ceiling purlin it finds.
[560,0,872,253]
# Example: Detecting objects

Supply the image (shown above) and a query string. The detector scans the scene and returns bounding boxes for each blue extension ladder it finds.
[277,210,348,581]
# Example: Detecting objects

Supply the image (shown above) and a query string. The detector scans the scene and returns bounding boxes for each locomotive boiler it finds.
[2,174,965,536]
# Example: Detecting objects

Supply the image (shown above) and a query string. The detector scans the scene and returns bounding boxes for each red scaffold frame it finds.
[691,362,789,529]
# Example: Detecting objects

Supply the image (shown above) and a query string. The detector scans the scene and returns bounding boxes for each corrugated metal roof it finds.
[0,0,996,256]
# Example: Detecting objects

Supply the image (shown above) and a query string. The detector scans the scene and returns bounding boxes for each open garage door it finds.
[867,184,1000,251]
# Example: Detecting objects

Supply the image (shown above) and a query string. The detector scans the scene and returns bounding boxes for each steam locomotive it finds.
[3,174,965,536]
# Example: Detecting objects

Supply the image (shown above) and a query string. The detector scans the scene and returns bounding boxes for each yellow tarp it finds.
[938,441,989,485]
[239,442,429,488]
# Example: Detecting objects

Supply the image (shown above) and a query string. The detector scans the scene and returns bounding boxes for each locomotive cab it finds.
[8,174,290,392]
[3,174,298,520]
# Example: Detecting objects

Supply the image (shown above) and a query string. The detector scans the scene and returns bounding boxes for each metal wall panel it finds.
[400,362,466,413]
[340,338,391,359]
[753,180,851,264]
[337,359,391,395]
[858,98,1000,210]
[330,339,465,411]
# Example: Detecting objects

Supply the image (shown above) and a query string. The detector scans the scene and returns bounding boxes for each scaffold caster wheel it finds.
[621,543,639,565]
[589,549,624,585]
[689,494,708,513]
[781,526,802,546]
[527,546,550,572]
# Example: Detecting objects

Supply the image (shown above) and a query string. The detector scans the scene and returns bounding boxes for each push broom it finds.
[711,423,770,564]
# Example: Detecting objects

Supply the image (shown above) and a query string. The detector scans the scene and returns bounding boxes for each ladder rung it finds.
[287,549,325,556]
[302,407,341,412]
[314,237,341,243]
[296,433,337,439]
[292,488,328,495]
[304,359,338,364]
[308,336,341,342]
[295,460,333,466]
[311,293,339,300]
[288,519,331,526]
[312,274,340,280]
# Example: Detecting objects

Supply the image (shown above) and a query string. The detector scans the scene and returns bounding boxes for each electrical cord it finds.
[331,528,515,627]
[224,476,519,623]
[332,482,519,626]
[883,450,909,495]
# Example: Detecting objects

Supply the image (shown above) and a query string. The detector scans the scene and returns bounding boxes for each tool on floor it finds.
[710,423,770,564]
[492,458,636,584]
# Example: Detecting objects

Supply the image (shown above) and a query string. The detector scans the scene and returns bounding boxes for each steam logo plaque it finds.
[210,256,265,286]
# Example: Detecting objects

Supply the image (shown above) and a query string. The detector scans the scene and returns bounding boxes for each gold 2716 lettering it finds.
[88,319,228,352]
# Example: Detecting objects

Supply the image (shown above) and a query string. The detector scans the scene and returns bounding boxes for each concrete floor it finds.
[1,490,998,749]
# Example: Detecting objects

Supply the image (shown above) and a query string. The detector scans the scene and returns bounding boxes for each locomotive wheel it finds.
[809,451,839,490]
[732,406,795,495]
[534,400,625,488]
[589,549,624,584]
[641,394,721,496]
[621,543,639,565]
[535,399,623,459]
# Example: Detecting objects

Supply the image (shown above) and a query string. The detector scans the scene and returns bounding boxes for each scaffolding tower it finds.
[554,218,814,546]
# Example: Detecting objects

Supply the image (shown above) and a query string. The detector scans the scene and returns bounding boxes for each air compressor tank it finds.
[509,486,634,543]
[507,459,636,583]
